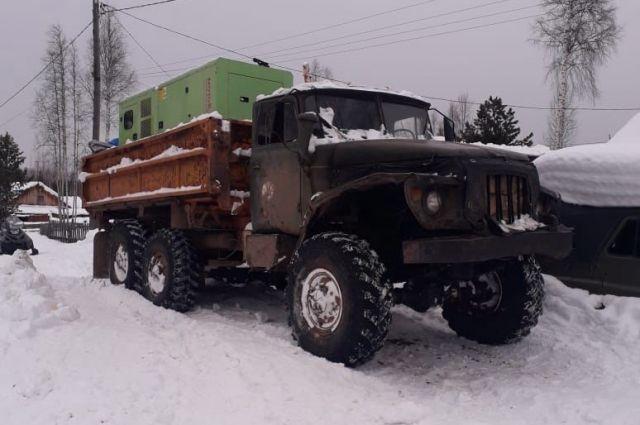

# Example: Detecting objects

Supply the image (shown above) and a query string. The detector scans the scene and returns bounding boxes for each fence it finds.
[39,222,90,243]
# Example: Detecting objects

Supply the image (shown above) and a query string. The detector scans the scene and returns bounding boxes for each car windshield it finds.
[308,92,433,140]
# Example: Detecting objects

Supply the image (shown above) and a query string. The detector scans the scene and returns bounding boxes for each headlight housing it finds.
[404,174,468,231]
[423,191,442,215]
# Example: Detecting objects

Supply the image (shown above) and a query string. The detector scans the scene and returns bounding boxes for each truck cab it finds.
[241,85,572,364]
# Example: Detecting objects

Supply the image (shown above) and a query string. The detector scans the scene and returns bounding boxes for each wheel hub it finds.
[113,244,129,282]
[450,270,503,313]
[147,253,167,294]
[300,268,343,332]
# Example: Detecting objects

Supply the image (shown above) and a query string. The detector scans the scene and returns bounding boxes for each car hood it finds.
[312,138,529,168]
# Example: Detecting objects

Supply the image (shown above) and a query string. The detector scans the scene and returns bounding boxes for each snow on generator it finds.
[82,58,572,366]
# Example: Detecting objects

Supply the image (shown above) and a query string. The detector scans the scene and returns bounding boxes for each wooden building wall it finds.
[17,186,59,206]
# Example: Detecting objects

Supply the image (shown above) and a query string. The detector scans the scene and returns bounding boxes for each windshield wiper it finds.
[318,115,348,140]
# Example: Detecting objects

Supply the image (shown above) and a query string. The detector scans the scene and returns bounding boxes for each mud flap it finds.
[93,230,110,279]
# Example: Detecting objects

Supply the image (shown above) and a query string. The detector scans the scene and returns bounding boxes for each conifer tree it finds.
[461,96,533,146]
[0,132,26,220]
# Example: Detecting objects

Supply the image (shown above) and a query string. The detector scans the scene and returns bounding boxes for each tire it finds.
[442,255,544,345]
[108,220,146,290]
[141,229,201,312]
[287,232,393,366]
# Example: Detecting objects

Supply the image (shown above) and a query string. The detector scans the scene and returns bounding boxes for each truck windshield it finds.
[310,93,433,140]
[382,101,432,139]
[316,94,381,133]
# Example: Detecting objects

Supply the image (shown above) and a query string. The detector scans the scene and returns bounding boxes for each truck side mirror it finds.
[297,112,319,158]
[443,117,456,142]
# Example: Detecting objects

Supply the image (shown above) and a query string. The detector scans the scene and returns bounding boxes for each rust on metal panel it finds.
[244,233,296,269]
[82,117,253,235]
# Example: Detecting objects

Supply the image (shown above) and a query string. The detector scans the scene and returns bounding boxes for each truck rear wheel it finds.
[287,232,392,366]
[442,256,544,345]
[141,229,201,312]
[108,220,146,290]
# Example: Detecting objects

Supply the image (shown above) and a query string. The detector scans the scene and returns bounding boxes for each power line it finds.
[133,0,523,73]
[137,52,216,72]
[113,8,255,61]
[256,0,519,57]
[277,14,542,63]
[237,0,440,51]
[427,94,640,111]
[108,7,172,78]
[0,21,93,111]
[0,105,31,128]
[111,10,640,113]
[111,8,352,84]
[103,0,178,13]
[268,4,540,61]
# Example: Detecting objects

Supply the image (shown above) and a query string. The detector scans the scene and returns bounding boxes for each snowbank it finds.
[0,251,78,341]
[3,232,640,424]
[534,113,640,207]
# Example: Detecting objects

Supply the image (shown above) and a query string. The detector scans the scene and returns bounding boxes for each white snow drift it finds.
[534,112,640,207]
[1,232,639,424]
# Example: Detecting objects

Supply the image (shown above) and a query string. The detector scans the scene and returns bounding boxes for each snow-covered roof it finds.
[469,142,550,157]
[16,204,89,216]
[257,80,430,103]
[534,113,640,207]
[18,181,58,198]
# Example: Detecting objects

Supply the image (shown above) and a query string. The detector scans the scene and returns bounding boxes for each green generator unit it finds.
[118,57,293,144]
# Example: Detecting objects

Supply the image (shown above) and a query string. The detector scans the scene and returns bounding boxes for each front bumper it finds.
[402,226,573,264]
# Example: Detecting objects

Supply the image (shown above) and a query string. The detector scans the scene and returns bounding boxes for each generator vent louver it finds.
[140,118,152,138]
[486,175,529,224]
[140,97,152,118]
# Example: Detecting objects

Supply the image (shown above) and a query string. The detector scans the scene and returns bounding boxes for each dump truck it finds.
[82,76,572,366]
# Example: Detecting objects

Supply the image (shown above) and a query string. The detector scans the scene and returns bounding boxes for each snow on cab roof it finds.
[534,112,640,208]
[256,80,430,103]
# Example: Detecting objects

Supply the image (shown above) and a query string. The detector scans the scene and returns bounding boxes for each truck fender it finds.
[296,172,412,250]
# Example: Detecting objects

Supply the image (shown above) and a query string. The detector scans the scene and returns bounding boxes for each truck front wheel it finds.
[108,220,146,290]
[288,232,393,366]
[442,256,544,345]
[141,229,201,312]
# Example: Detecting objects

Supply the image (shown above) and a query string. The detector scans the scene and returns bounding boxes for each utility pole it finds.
[92,0,101,142]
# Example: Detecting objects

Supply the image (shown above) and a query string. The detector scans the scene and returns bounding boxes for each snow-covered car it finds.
[0,216,38,256]
[540,201,640,296]
[536,113,640,296]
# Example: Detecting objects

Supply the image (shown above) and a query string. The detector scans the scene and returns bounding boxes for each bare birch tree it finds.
[448,93,473,140]
[533,0,620,149]
[33,25,86,229]
[85,10,136,140]
[306,59,334,82]
[33,25,69,224]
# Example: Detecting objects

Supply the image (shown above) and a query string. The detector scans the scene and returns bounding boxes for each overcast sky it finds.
[1,0,638,164]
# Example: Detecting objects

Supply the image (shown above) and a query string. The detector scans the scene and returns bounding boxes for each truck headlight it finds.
[424,191,442,214]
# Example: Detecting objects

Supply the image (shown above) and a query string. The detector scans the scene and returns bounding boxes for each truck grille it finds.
[486,175,529,224]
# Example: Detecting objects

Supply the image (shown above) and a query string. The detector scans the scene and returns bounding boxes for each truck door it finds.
[250,97,303,235]
[599,217,640,296]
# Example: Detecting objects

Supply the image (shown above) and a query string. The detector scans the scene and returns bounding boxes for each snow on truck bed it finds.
[1,232,640,424]
[534,113,640,207]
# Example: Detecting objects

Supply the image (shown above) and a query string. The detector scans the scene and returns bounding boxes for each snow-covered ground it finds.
[1,232,639,425]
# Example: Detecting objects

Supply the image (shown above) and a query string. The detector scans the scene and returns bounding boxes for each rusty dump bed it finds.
[82,117,252,232]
